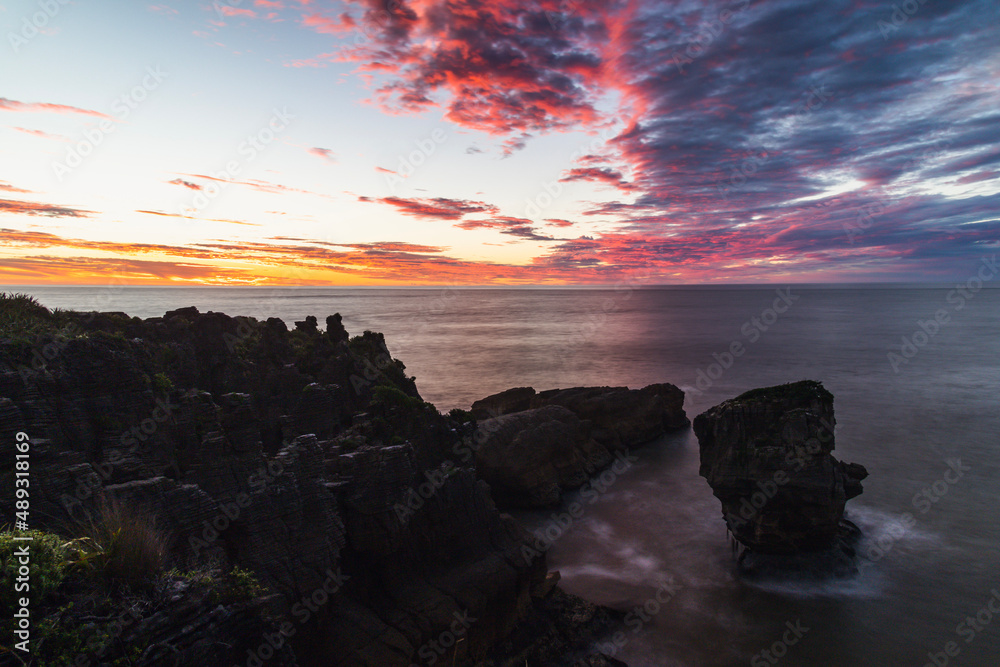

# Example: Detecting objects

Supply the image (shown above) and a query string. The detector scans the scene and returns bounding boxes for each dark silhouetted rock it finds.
[475,405,612,507]
[0,305,621,666]
[295,315,318,333]
[531,383,689,449]
[471,386,537,419]
[326,313,348,344]
[694,380,869,565]
[164,306,199,320]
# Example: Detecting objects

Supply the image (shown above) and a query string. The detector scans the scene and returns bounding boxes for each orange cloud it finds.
[0,199,91,218]
[135,210,261,226]
[0,182,31,194]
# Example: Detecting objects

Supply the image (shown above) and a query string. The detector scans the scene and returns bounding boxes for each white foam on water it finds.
[740,504,946,599]
[742,570,887,600]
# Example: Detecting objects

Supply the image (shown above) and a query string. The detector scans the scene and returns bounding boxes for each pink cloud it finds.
[308,147,336,162]
[220,6,256,17]
[0,97,112,119]
[367,196,499,220]
[302,12,355,35]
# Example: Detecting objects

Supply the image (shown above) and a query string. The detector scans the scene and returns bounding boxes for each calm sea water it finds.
[11,285,1000,666]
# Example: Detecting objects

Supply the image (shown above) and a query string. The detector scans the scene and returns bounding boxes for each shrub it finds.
[0,529,70,612]
[447,408,476,424]
[151,372,174,395]
[372,385,432,413]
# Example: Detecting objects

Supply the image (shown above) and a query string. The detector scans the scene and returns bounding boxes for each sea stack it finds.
[693,381,868,573]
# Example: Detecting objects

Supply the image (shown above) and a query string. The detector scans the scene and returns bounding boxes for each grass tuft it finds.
[0,291,54,338]
[69,497,167,591]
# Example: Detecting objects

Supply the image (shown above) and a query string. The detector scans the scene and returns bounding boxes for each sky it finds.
[0,0,997,285]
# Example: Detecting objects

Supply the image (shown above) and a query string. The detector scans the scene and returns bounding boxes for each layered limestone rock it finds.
[0,307,618,666]
[468,383,688,508]
[531,384,689,450]
[693,381,869,566]
[473,384,688,451]
[470,386,536,420]
[474,405,613,507]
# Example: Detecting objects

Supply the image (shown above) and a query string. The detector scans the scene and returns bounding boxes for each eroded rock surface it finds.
[468,383,688,508]
[474,405,612,507]
[0,307,619,666]
[693,381,868,560]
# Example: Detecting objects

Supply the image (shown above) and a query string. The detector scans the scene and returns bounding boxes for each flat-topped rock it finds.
[475,405,612,507]
[694,380,868,559]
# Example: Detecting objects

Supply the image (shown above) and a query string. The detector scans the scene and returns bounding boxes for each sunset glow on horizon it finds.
[1,0,998,286]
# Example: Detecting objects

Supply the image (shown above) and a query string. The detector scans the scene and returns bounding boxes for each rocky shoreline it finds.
[0,303,684,666]
[0,299,868,666]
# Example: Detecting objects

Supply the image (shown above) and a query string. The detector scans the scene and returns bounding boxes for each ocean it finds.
[11,284,1000,666]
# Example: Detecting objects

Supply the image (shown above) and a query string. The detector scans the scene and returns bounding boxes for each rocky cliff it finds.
[0,301,623,666]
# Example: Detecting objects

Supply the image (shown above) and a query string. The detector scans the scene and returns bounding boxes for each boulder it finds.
[475,405,612,507]
[470,386,537,419]
[693,381,868,560]
[531,383,689,449]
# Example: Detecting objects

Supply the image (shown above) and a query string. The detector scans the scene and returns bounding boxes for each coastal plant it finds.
[447,408,476,424]
[168,566,267,606]
[0,292,57,340]
[210,566,267,604]
[372,385,433,413]
[68,497,167,590]
[151,371,174,395]
[0,529,73,659]
[0,529,71,612]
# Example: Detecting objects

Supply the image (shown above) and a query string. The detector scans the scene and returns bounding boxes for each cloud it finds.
[12,127,69,141]
[0,182,31,194]
[11,0,995,284]
[454,216,558,241]
[0,97,112,119]
[308,146,336,162]
[302,11,355,35]
[148,5,179,15]
[560,166,635,191]
[168,178,202,190]
[311,1,612,138]
[366,196,499,220]
[176,173,329,198]
[313,0,999,279]
[0,199,91,218]
[219,6,256,18]
[135,210,261,226]
[0,256,269,285]
[0,228,216,257]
